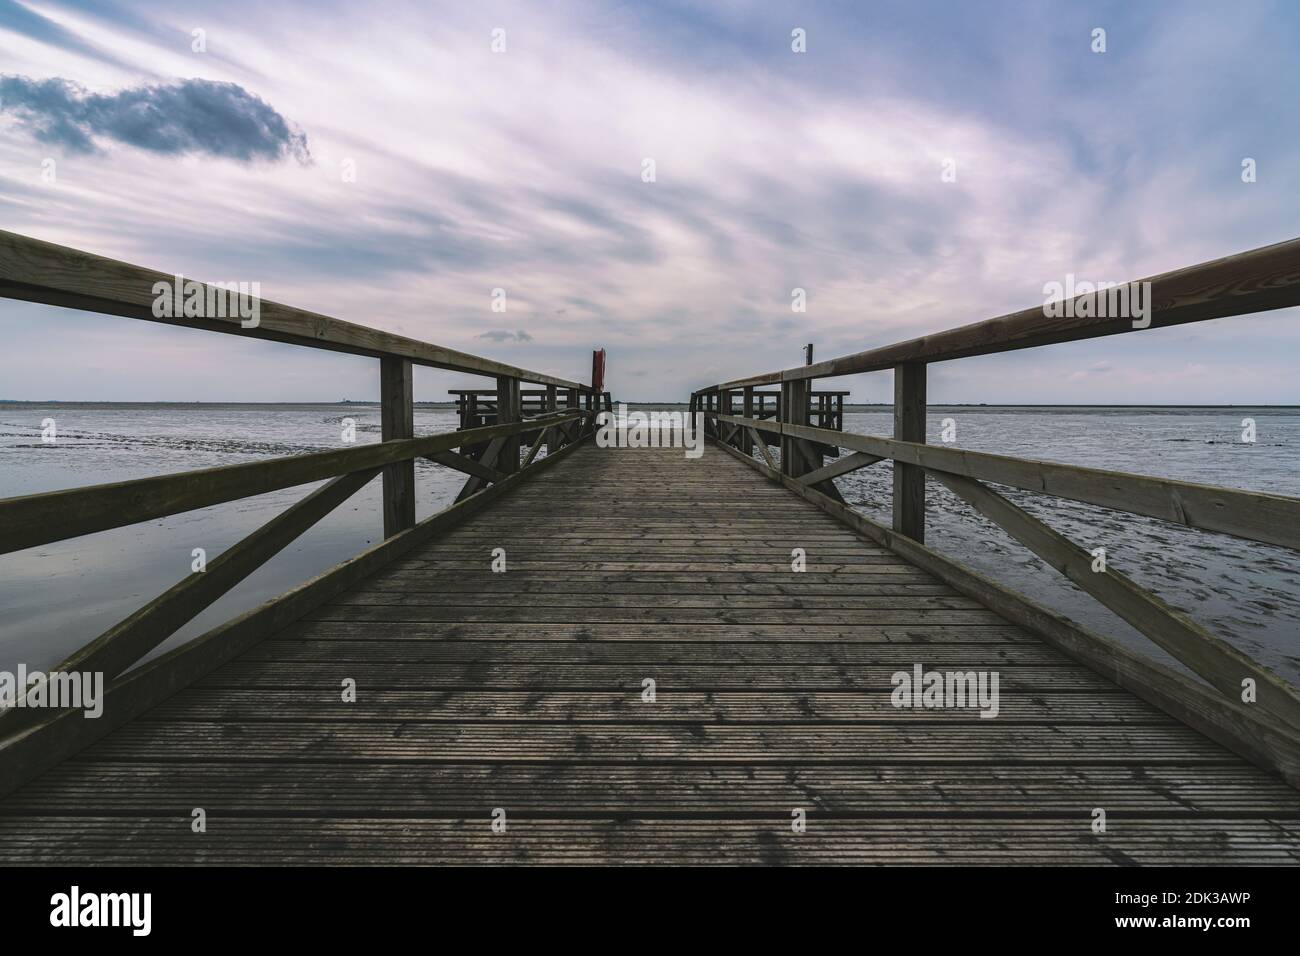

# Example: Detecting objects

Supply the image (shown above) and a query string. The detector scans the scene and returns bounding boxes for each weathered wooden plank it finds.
[10,764,1292,817]
[286,621,1038,644]
[405,544,896,556]
[304,604,1011,624]
[361,576,946,592]
[134,688,1153,723]
[2,817,1294,865]
[334,587,961,605]
[77,721,1231,764]
[196,661,1122,692]
[239,637,1063,665]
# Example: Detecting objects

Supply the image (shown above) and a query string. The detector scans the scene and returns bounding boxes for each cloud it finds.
[476,329,534,343]
[0,74,309,163]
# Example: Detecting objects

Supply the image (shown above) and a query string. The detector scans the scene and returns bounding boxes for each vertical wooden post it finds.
[742,386,755,456]
[564,387,579,444]
[544,385,557,453]
[780,378,811,478]
[380,357,415,538]
[893,361,927,543]
[497,375,521,474]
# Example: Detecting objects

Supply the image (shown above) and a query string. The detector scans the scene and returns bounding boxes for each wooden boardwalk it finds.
[2,443,1298,865]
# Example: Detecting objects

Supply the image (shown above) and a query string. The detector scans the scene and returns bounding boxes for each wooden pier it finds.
[2,229,1300,865]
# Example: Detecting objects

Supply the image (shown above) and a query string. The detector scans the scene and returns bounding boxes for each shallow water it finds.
[0,404,465,671]
[1,403,1297,688]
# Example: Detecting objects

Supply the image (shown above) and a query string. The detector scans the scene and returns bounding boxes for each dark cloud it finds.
[476,330,533,342]
[0,75,310,163]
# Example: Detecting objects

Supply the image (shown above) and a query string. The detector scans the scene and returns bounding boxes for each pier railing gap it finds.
[693,235,1300,787]
[0,230,607,792]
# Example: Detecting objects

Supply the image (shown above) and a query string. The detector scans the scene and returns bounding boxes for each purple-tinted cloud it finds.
[0,75,309,163]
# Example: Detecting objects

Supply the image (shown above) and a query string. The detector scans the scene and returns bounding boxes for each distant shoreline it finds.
[2,401,1298,410]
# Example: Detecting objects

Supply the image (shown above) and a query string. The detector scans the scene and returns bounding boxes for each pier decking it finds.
[3,443,1298,865]
[3,230,1300,866]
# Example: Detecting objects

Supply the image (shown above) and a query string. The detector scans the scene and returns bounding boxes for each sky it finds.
[1,0,1298,403]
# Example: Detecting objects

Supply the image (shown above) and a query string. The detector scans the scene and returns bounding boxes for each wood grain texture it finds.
[2,443,1297,865]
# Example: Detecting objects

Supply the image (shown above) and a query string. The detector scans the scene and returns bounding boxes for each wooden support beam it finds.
[892,362,926,543]
[932,471,1300,733]
[522,426,550,468]
[380,357,415,538]
[747,427,777,470]
[718,390,735,449]
[496,376,522,476]
[426,450,505,484]
[2,467,379,726]
[797,451,885,487]
[780,379,811,478]
[742,387,755,456]
[456,436,507,502]
[545,385,558,455]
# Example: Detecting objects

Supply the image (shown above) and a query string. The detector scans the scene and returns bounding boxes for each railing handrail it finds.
[713,412,1300,551]
[0,229,589,390]
[694,235,1300,392]
[0,410,589,556]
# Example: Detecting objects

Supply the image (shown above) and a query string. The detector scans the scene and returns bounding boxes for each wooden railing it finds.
[691,236,1300,786]
[0,230,603,791]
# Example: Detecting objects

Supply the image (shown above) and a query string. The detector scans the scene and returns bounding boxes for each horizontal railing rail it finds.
[0,229,587,389]
[691,235,1300,787]
[0,411,586,556]
[716,414,1300,551]
[700,236,1300,390]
